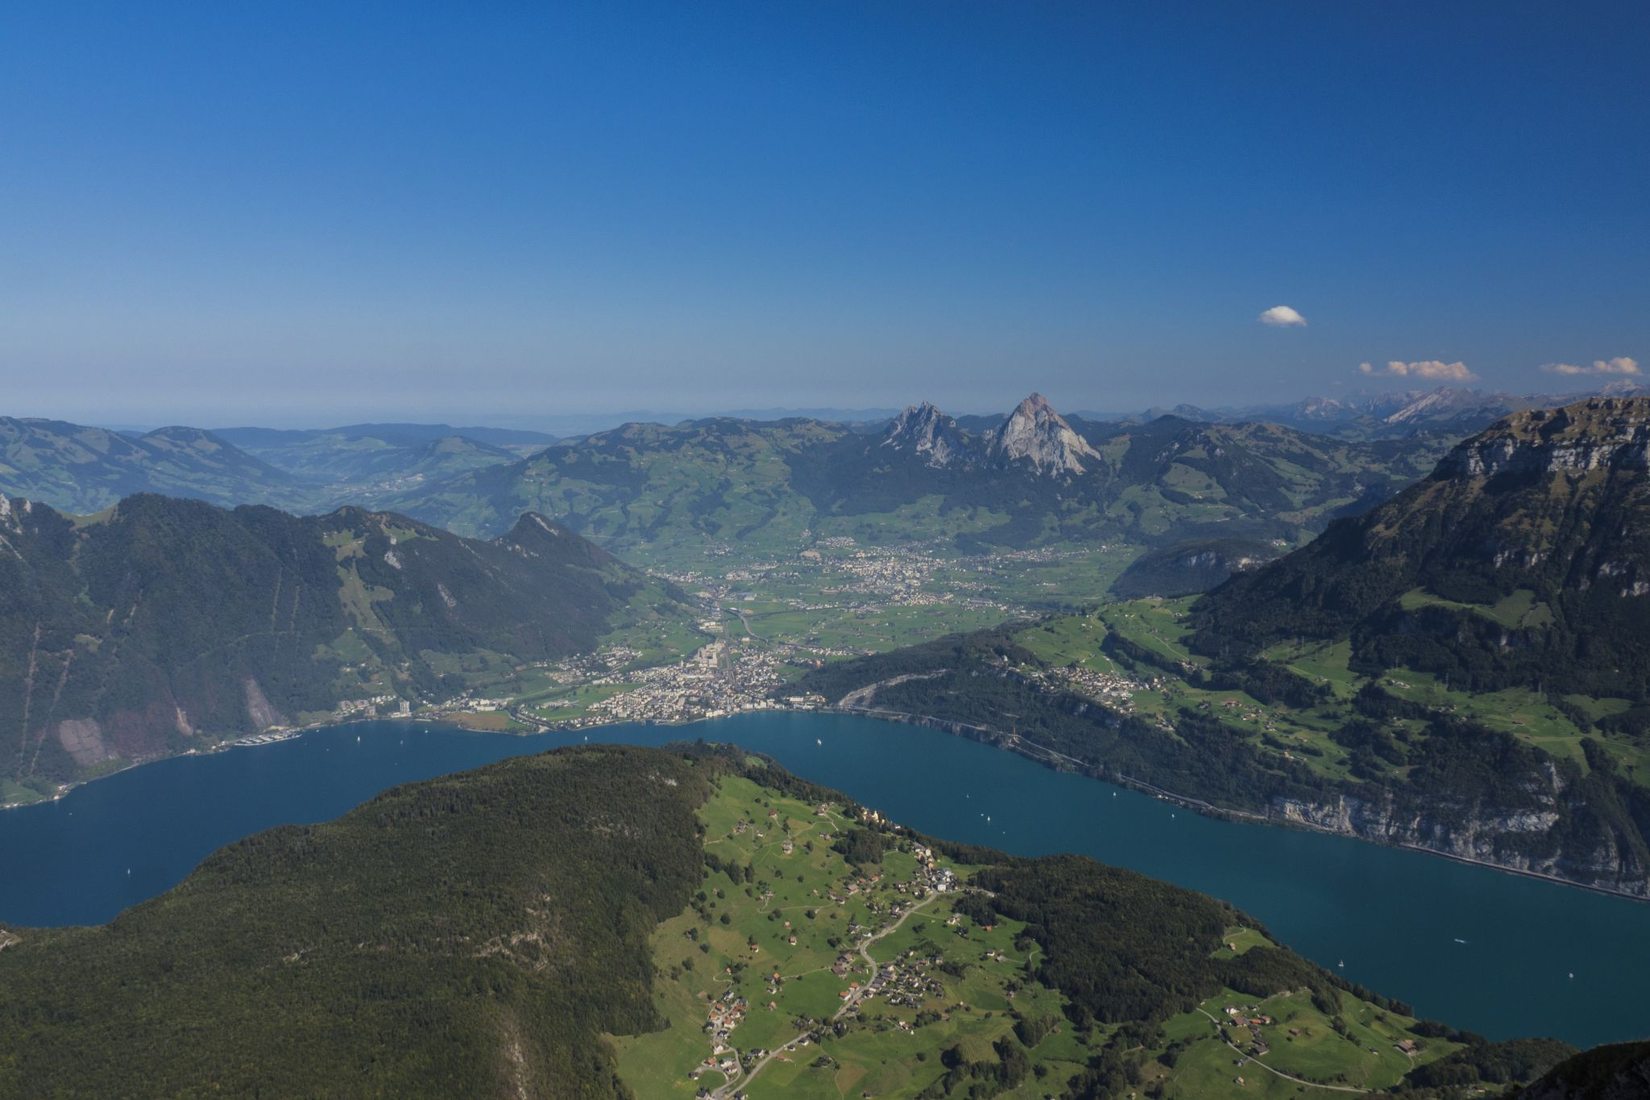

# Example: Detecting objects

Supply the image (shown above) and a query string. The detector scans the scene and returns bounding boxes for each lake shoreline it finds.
[0,708,730,814]
[828,703,1650,904]
[8,701,1647,906]
[1,711,1643,1047]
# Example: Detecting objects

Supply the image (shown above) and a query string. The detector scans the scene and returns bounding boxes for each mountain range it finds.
[12,387,1635,578]
[1193,396,1650,700]
[0,418,558,517]
[0,492,687,798]
[381,393,1442,568]
[1133,380,1648,440]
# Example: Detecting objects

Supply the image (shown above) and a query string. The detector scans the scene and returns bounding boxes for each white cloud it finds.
[1542,356,1639,377]
[1358,359,1478,382]
[1258,305,1307,327]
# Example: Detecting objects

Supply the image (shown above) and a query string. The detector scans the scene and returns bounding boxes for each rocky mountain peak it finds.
[1438,396,1650,479]
[0,492,28,537]
[882,402,969,468]
[988,393,1102,475]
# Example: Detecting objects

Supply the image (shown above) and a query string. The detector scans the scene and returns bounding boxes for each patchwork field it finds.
[1013,598,1648,792]
[608,774,1462,1099]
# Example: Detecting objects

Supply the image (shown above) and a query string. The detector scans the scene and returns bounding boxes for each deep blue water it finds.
[0,712,1643,1048]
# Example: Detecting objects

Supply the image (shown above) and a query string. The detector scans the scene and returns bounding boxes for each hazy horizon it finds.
[19,375,1643,438]
[4,3,1646,425]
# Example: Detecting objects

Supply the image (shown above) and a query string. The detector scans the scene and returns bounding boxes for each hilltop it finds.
[0,417,309,514]
[0,744,1571,1098]
[0,418,561,518]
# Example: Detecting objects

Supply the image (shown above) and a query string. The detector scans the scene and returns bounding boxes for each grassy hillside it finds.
[216,423,543,500]
[0,744,1567,1098]
[617,771,1508,1099]
[797,595,1650,896]
[0,418,550,520]
[0,417,310,514]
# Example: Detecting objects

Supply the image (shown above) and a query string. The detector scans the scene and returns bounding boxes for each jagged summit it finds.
[881,402,969,468]
[988,393,1102,475]
[1438,396,1650,478]
[1382,386,1511,426]
[883,394,1102,474]
[1194,393,1650,699]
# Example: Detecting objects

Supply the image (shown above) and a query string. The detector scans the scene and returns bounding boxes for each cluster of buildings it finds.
[1048,666,1149,710]
[570,640,815,725]
[330,693,408,720]
[872,951,948,1012]
[694,989,750,1081]
[1221,1005,1277,1057]
[524,645,645,686]
[902,843,960,897]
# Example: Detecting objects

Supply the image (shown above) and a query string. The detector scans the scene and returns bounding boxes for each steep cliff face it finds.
[1111,537,1279,597]
[881,402,972,468]
[881,393,1106,476]
[987,393,1104,475]
[1437,398,1650,478]
[1271,785,1650,899]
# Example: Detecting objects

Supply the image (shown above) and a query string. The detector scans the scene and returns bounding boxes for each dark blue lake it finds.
[0,712,1642,1048]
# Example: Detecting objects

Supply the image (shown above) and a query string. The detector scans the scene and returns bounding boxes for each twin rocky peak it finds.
[883,392,1102,476]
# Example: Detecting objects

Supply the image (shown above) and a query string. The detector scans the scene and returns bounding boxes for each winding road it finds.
[711,893,940,1099]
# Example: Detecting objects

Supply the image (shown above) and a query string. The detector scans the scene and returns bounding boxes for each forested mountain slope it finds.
[0,493,687,796]
[1193,397,1650,699]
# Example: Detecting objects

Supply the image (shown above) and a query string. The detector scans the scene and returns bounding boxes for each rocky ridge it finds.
[880,392,1103,476]
[1438,397,1650,478]
[986,392,1104,474]
[881,402,969,468]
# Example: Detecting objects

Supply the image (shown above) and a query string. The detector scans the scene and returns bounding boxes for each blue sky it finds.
[3,1,1646,426]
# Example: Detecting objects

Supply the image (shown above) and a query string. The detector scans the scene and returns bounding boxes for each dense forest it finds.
[0,745,716,1097]
[0,492,686,790]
